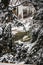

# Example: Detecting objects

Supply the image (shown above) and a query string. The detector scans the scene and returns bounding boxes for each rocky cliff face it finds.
[30,8,43,64]
[0,0,43,65]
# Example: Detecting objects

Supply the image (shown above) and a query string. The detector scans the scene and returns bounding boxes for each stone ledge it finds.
[0,63,36,65]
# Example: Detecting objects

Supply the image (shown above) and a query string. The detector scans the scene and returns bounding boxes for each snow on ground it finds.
[12,26,25,35]
[12,17,33,35]
[23,17,33,31]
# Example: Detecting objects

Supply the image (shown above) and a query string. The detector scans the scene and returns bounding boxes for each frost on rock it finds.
[0,0,43,65]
